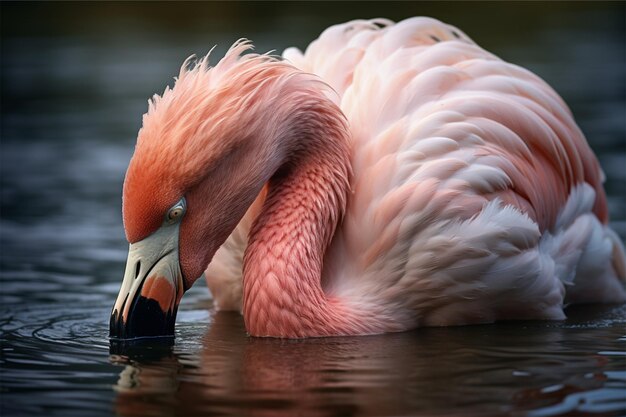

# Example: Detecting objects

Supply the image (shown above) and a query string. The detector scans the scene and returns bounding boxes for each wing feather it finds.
[286,17,622,322]
[207,17,623,320]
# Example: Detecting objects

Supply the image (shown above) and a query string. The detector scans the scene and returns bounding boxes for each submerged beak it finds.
[110,224,185,340]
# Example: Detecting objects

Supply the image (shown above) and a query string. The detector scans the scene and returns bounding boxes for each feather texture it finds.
[195,17,626,333]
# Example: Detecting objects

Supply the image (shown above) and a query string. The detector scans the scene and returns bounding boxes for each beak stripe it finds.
[141,276,176,312]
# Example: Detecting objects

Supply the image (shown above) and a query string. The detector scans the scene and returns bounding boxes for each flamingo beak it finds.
[109,224,185,340]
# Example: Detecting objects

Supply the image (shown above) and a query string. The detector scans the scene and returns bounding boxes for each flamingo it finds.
[110,17,626,339]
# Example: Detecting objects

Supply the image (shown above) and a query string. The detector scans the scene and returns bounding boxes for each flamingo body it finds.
[116,17,626,339]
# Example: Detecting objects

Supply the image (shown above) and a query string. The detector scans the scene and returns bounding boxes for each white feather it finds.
[206,17,625,325]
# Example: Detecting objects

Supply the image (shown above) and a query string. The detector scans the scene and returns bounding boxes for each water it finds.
[1,2,625,416]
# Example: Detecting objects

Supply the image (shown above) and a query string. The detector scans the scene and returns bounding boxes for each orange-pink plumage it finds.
[111,17,626,340]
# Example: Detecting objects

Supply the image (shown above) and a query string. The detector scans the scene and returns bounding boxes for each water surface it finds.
[1,2,625,416]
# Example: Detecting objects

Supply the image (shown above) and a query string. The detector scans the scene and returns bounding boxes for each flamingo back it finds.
[206,17,625,322]
[283,17,625,326]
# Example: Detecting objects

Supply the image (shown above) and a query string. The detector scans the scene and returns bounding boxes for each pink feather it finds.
[126,18,626,338]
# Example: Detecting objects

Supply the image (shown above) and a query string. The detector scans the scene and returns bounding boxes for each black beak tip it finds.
[109,296,177,341]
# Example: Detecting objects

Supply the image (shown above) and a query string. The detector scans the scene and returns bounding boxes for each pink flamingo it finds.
[110,17,626,339]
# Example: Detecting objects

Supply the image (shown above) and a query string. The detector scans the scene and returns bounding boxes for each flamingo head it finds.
[109,42,296,340]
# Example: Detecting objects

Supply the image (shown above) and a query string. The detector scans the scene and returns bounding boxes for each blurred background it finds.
[1,2,625,417]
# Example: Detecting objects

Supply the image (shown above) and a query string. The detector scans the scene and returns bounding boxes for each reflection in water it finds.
[111,342,183,417]
[109,308,626,417]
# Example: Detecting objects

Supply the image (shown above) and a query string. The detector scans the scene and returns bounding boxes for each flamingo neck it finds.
[241,96,382,337]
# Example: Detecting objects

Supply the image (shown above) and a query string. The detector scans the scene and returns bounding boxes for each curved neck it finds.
[241,90,384,337]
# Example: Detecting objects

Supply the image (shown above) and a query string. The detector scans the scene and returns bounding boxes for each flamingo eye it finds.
[166,198,186,224]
